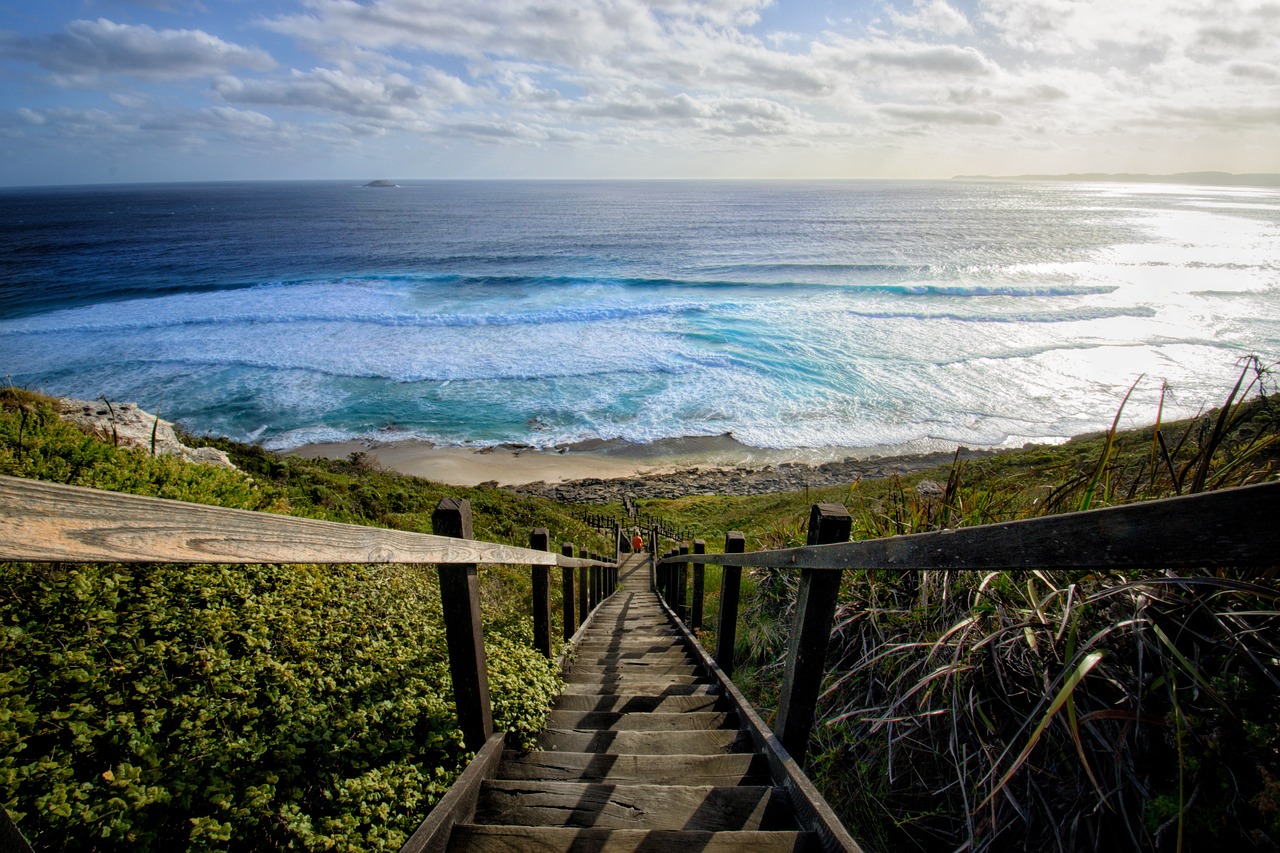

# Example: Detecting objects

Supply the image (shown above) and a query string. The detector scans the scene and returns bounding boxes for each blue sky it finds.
[1,0,1277,185]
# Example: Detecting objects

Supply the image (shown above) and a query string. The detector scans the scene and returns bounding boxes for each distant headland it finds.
[952,171,1280,188]
[363,179,399,187]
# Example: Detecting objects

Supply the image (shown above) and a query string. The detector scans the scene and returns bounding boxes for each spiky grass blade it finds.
[1080,375,1143,511]
[978,650,1105,810]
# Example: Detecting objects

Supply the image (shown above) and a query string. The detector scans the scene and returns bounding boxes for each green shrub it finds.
[0,391,575,850]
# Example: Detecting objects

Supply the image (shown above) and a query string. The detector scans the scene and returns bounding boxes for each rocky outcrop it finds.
[55,398,236,469]
[508,448,994,503]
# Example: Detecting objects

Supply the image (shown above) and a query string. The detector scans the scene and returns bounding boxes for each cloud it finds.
[880,104,1004,124]
[820,38,997,75]
[264,0,662,66]
[1228,61,1280,80]
[16,108,46,126]
[215,66,477,122]
[888,0,973,36]
[0,18,274,82]
[1167,104,1280,126]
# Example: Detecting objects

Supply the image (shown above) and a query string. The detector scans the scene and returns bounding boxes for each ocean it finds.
[1,179,1276,456]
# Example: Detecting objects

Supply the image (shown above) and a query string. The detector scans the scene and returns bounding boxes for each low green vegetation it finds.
[640,357,1280,851]
[5,357,1278,852]
[0,388,605,851]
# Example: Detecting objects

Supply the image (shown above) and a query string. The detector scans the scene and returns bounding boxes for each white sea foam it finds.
[2,180,1277,455]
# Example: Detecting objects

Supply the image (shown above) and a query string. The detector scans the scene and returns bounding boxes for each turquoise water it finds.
[1,179,1276,453]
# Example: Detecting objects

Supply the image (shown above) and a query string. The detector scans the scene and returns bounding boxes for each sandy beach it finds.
[285,433,1000,500]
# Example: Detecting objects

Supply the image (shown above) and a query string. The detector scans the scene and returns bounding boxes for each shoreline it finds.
[285,433,1008,501]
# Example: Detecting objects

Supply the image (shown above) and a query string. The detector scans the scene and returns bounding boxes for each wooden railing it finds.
[655,481,1279,764]
[0,474,617,755]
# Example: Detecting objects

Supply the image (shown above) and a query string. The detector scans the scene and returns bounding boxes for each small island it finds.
[363,179,399,187]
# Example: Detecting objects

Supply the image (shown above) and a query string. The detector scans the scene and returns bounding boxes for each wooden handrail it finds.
[0,475,613,568]
[657,480,1279,572]
[653,482,1279,767]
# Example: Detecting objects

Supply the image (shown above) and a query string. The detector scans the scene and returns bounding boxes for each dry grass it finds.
[726,357,1280,851]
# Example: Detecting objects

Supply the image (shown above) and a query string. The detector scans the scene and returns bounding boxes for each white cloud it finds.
[16,108,46,126]
[0,18,274,82]
[1229,60,1280,80]
[881,104,1003,124]
[215,66,478,122]
[888,0,972,36]
[818,37,997,75]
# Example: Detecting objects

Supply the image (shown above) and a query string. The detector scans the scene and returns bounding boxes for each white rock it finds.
[54,398,236,470]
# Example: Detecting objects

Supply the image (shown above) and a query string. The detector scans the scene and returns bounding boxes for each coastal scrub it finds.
[0,390,568,850]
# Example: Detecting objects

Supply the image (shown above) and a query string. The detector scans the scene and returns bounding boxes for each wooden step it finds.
[573,644,685,656]
[575,651,693,666]
[535,728,753,754]
[449,826,820,852]
[474,781,795,831]
[545,710,736,731]
[496,751,772,785]
[552,693,728,713]
[557,682,720,696]
[571,663,700,677]
[564,672,707,685]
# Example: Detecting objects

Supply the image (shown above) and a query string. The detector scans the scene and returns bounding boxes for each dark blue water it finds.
[2,180,1276,452]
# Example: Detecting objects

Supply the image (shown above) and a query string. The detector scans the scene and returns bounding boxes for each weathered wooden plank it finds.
[434,499,493,752]
[561,543,576,642]
[656,575,865,853]
[571,663,698,677]
[447,826,820,852]
[775,504,850,766]
[496,751,771,785]
[545,710,735,731]
[534,728,752,754]
[691,539,706,631]
[564,672,706,685]
[574,651,694,666]
[531,529,553,659]
[474,782,794,831]
[572,641,684,654]
[664,481,1280,572]
[402,731,505,853]
[0,474,561,566]
[0,475,619,569]
[715,532,746,678]
[557,682,721,697]
[552,693,727,713]
[677,544,690,621]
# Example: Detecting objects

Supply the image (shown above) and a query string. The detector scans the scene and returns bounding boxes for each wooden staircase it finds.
[447,552,822,851]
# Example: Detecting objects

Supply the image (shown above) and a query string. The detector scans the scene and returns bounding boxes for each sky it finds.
[0,0,1278,185]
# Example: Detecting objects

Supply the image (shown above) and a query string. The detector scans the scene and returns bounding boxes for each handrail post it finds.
[662,548,675,604]
[530,528,552,658]
[432,498,493,751]
[691,539,706,631]
[578,547,590,619]
[714,531,745,677]
[561,542,576,641]
[774,503,852,765]
[677,543,690,622]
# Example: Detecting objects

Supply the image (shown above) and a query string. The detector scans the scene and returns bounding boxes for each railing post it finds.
[530,528,552,659]
[561,542,576,641]
[432,498,493,751]
[677,543,690,622]
[691,539,706,631]
[578,547,590,620]
[774,503,852,766]
[590,562,600,610]
[715,531,745,677]
[661,548,675,603]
